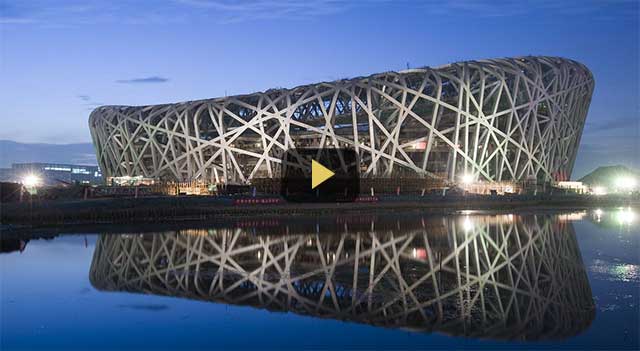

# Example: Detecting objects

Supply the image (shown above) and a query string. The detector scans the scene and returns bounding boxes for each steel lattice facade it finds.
[90,213,594,340]
[89,56,594,185]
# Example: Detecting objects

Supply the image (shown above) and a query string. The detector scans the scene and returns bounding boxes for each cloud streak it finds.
[76,94,104,110]
[175,0,349,23]
[0,0,635,26]
[117,304,169,311]
[419,0,639,19]
[116,76,169,84]
[584,117,640,134]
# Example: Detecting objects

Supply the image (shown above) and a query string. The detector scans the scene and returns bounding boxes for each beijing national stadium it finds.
[89,56,594,194]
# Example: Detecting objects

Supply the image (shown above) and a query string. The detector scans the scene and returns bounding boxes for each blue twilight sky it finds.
[0,0,638,178]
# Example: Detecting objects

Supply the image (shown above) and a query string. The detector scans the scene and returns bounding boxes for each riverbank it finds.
[2,194,638,232]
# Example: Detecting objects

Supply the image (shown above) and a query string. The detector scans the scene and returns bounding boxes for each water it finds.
[1,208,638,350]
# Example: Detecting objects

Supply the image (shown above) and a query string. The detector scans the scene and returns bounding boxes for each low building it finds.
[0,163,104,186]
[556,181,588,194]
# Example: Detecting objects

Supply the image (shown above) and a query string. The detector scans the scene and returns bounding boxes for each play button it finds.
[311,160,335,189]
[281,148,359,202]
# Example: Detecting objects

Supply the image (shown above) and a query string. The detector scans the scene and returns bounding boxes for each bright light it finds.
[22,174,41,187]
[616,208,636,225]
[411,247,427,260]
[461,174,474,185]
[462,216,474,232]
[594,208,603,222]
[615,177,636,190]
[592,186,607,196]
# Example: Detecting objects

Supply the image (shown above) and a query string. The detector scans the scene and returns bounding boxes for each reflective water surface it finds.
[2,208,638,349]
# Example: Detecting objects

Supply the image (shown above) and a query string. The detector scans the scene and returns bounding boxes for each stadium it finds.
[89,56,594,193]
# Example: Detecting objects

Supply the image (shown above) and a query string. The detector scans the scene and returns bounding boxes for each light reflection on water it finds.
[90,213,595,341]
[1,209,638,349]
[590,260,639,283]
[590,207,637,227]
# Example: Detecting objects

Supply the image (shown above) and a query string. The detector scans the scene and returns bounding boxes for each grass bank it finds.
[2,194,637,231]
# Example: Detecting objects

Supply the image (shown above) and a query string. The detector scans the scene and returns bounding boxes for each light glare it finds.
[615,177,636,190]
[462,217,474,232]
[592,186,607,195]
[461,174,474,184]
[22,174,41,187]
[616,208,636,225]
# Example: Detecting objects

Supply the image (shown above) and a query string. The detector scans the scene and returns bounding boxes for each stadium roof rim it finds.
[91,55,591,112]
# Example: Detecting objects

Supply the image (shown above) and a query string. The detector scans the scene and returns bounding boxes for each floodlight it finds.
[461,174,474,185]
[23,174,41,187]
[615,177,636,190]
[462,216,474,232]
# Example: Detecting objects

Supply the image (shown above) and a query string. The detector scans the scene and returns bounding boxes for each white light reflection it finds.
[616,208,636,226]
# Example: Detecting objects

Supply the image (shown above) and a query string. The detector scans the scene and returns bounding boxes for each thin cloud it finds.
[0,0,371,26]
[76,94,104,108]
[0,1,187,26]
[420,0,639,19]
[117,304,169,311]
[175,0,348,23]
[1,0,635,26]
[584,117,640,134]
[580,137,638,154]
[116,76,169,84]
[0,17,37,24]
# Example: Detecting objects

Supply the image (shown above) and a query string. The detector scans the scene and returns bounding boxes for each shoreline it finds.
[1,194,637,234]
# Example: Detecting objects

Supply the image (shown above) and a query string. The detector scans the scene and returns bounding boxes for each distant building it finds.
[556,181,589,194]
[0,163,103,185]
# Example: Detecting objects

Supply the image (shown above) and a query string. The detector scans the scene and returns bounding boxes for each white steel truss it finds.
[90,214,594,340]
[89,56,594,184]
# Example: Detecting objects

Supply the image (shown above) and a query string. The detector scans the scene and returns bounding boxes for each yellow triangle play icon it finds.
[311,159,335,189]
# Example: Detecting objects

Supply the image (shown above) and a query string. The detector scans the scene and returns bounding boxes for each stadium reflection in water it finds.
[90,213,595,341]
